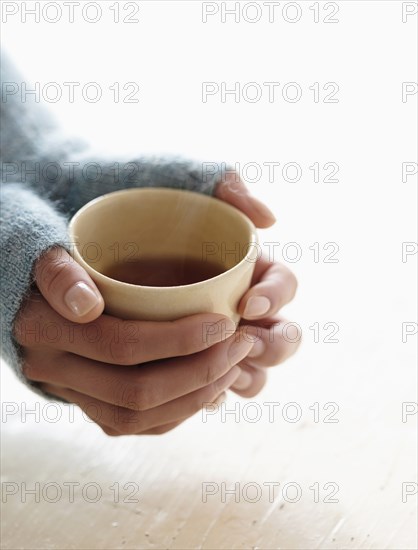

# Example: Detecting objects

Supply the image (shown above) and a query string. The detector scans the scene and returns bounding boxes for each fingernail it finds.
[231,370,253,391]
[213,391,227,406]
[250,196,276,223]
[64,282,101,317]
[205,317,236,346]
[243,296,271,318]
[247,338,265,358]
[228,338,254,365]
[204,391,226,411]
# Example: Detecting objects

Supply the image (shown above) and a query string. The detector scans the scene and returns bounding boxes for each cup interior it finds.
[69,188,255,283]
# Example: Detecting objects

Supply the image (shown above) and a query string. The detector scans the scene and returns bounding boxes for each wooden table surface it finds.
[1,248,417,549]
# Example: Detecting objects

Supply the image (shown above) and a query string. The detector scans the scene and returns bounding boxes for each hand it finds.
[14,173,298,436]
[215,173,300,397]
[14,247,253,435]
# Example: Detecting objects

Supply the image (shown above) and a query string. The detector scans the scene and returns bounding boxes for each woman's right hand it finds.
[14,247,254,435]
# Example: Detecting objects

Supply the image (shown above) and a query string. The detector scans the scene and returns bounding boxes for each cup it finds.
[68,188,258,323]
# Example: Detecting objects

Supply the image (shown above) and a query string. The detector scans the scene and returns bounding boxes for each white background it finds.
[1,2,417,549]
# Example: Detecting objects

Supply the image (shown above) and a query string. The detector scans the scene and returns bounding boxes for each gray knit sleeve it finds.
[2,154,223,217]
[1,52,227,398]
[0,51,223,217]
[0,183,69,394]
[59,155,222,215]
[0,164,223,397]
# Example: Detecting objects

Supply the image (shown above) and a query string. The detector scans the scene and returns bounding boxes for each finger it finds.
[39,368,240,435]
[238,319,302,368]
[101,420,184,436]
[135,420,185,435]
[34,246,104,323]
[230,365,268,398]
[117,392,227,435]
[214,173,276,228]
[30,388,186,437]
[23,331,253,409]
[108,394,229,435]
[238,259,298,320]
[14,296,238,366]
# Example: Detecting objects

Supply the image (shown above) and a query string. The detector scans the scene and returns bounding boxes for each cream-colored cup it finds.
[69,188,258,323]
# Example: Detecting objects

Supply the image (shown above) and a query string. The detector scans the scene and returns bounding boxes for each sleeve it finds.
[0,183,70,395]
[0,163,224,398]
[60,155,224,215]
[1,52,225,218]
[1,51,227,398]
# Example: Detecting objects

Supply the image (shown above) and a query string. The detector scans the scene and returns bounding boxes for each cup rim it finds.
[69,187,259,290]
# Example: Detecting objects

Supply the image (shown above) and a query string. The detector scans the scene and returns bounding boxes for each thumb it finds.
[34,246,104,323]
[214,172,276,229]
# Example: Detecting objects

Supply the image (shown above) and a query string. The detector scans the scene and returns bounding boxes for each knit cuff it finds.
[0,183,69,397]
[65,156,228,214]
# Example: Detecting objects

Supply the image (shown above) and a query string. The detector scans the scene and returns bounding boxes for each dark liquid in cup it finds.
[104,257,226,287]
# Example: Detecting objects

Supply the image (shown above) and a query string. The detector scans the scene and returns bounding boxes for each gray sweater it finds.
[0,53,222,394]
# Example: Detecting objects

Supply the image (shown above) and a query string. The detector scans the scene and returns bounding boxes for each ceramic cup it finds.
[68,188,258,323]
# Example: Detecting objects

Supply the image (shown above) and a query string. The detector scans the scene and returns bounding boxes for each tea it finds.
[104,257,226,287]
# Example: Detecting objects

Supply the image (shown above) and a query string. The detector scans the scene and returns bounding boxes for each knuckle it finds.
[110,340,135,365]
[38,254,73,296]
[114,378,151,412]
[219,171,243,193]
[132,381,155,411]
[111,407,142,435]
[97,322,136,365]
[173,320,206,356]
[202,359,221,387]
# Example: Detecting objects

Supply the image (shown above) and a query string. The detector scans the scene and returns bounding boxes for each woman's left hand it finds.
[215,173,300,397]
